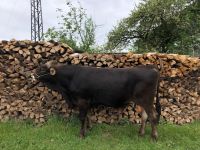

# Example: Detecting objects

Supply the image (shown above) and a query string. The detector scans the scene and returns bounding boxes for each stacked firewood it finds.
[0,39,199,124]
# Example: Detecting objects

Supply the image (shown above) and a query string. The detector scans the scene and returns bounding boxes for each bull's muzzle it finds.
[31,73,37,82]
[30,72,51,82]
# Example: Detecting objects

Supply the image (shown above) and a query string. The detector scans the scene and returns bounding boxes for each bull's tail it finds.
[155,57,163,123]
[155,78,161,123]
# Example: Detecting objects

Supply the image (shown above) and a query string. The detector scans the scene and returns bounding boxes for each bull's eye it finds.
[50,68,56,76]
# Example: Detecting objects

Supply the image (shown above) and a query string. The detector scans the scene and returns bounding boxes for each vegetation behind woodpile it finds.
[106,0,200,55]
[44,0,200,55]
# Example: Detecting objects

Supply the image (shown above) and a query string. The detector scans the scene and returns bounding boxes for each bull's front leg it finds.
[79,108,88,138]
[78,99,90,138]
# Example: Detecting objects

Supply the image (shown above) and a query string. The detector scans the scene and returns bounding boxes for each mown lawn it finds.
[0,116,200,150]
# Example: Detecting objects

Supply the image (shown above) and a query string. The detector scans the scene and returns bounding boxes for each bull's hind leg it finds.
[145,106,158,141]
[151,108,158,140]
[87,115,92,130]
[139,107,148,137]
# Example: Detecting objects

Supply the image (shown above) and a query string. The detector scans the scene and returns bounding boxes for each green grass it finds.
[0,117,200,150]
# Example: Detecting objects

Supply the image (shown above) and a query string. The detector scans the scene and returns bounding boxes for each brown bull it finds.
[32,61,161,140]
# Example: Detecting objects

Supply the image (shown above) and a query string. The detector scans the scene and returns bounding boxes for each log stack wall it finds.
[0,40,199,124]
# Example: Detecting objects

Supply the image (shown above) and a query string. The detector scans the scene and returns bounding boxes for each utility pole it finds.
[30,0,44,41]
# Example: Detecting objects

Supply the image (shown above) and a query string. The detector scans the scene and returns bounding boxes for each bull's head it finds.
[31,60,57,82]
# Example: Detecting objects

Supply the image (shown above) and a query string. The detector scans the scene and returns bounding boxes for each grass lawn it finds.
[0,116,200,150]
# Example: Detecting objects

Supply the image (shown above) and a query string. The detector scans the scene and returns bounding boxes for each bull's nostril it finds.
[31,73,36,82]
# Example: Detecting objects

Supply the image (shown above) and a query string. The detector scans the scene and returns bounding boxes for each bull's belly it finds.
[91,96,130,108]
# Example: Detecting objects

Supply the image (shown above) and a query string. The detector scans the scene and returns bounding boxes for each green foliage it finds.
[170,0,200,55]
[45,1,96,53]
[106,0,200,55]
[0,117,200,150]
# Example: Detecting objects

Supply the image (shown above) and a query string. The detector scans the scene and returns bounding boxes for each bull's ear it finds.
[50,68,56,76]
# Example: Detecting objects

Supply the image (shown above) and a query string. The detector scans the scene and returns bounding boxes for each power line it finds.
[30,0,43,41]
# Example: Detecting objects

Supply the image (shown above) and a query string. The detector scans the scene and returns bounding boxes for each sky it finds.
[0,0,141,45]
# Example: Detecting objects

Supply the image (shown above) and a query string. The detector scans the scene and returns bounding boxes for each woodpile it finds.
[0,39,199,124]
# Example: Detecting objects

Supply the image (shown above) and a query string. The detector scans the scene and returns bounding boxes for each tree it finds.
[45,1,96,53]
[170,0,200,55]
[106,0,200,55]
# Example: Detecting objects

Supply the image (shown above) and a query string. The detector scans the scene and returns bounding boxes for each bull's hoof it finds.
[151,134,158,142]
[138,128,145,137]
[79,133,85,139]
[87,125,92,131]
[138,131,145,137]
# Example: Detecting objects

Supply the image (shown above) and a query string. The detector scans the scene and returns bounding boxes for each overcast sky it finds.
[0,0,141,45]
